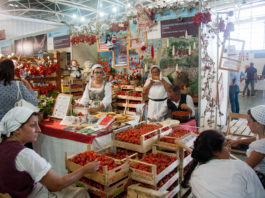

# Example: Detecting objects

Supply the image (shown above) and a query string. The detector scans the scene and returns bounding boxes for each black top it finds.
[167,94,187,112]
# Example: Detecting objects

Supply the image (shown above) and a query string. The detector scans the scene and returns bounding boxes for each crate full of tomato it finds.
[65,151,129,186]
[78,176,129,198]
[129,146,179,187]
[113,122,171,153]
[158,127,197,152]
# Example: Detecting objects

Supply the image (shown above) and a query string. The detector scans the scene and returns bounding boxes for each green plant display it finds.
[38,94,56,118]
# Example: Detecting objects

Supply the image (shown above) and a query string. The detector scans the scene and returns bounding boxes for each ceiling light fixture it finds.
[81,17,85,22]
[113,7,117,13]
[72,14,77,19]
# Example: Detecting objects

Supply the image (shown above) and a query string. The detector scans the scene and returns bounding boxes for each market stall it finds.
[33,119,113,176]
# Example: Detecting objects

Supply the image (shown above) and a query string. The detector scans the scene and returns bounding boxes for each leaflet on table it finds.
[76,125,103,135]
[60,115,97,125]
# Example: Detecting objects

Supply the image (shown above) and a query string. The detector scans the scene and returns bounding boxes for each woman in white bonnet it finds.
[0,107,99,198]
[79,64,112,113]
[143,65,172,121]
[230,105,265,187]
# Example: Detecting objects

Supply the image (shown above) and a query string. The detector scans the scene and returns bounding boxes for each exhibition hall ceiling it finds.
[0,0,263,25]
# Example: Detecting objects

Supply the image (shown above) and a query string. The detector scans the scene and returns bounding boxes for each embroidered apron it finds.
[88,81,112,112]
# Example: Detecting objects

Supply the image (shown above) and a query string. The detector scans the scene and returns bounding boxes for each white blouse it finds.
[80,81,112,108]
[246,138,265,174]
[190,159,265,198]
[144,77,171,100]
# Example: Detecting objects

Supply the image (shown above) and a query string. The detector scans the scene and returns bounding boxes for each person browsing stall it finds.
[0,59,38,120]
[229,105,265,187]
[143,65,172,121]
[182,130,265,198]
[79,64,112,113]
[0,107,100,198]
[151,85,195,122]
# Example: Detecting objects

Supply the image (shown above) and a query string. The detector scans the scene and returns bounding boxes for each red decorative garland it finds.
[15,62,59,78]
[70,34,96,45]
[192,11,212,26]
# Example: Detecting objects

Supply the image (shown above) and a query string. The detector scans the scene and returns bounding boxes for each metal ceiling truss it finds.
[1,0,264,25]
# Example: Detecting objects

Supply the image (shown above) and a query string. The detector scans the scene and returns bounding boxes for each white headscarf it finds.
[90,64,105,78]
[0,107,35,142]
[150,65,160,72]
[250,105,265,125]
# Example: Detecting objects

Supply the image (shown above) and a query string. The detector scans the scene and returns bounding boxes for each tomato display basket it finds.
[158,130,197,153]
[65,152,130,186]
[129,149,179,186]
[113,123,172,153]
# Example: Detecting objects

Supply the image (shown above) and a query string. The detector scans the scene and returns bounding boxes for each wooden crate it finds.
[65,152,129,186]
[158,131,197,153]
[113,123,171,153]
[129,148,179,186]
[80,177,129,198]
[127,182,180,198]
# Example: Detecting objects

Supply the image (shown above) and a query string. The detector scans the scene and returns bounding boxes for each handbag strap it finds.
[16,81,23,100]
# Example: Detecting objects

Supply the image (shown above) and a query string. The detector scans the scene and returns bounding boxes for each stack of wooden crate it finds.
[116,85,147,115]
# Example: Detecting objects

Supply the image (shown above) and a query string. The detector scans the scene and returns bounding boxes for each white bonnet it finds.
[92,64,103,72]
[0,107,35,142]
[150,65,160,71]
[250,105,265,125]
[90,64,105,78]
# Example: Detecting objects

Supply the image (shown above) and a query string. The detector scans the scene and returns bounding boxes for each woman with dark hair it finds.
[182,130,264,197]
[0,107,100,197]
[0,59,38,120]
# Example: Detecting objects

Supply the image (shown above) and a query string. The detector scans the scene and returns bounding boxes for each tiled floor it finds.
[237,92,265,114]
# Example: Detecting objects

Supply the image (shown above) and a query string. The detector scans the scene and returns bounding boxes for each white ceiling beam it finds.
[0,8,73,18]
[0,13,65,25]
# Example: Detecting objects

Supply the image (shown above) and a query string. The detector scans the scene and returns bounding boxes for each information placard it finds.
[52,93,72,119]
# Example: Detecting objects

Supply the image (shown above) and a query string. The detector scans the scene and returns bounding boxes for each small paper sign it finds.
[52,93,72,119]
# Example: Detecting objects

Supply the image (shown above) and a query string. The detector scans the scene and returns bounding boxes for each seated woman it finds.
[151,85,195,122]
[79,64,112,113]
[230,105,265,187]
[0,59,38,120]
[143,65,171,121]
[182,130,264,197]
[0,107,100,198]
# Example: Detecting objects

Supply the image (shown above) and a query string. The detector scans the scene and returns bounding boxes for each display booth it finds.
[0,1,241,197]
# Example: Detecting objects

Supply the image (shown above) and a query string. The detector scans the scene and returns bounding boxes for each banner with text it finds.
[161,17,198,38]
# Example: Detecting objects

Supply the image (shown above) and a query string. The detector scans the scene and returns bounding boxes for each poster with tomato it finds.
[113,38,128,68]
